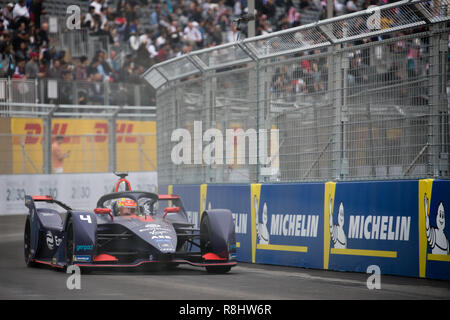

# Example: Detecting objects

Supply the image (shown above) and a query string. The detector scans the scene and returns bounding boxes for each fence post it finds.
[42,105,57,174]
[108,114,117,173]
[330,44,343,180]
[203,69,214,182]
[429,24,449,177]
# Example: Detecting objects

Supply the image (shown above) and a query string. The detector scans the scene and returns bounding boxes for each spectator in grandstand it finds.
[83,5,96,30]
[36,21,49,47]
[74,56,88,81]
[11,23,28,52]
[14,40,28,62]
[12,0,30,26]
[1,3,14,26]
[183,21,203,49]
[146,35,158,59]
[207,23,223,46]
[149,3,161,26]
[0,41,15,78]
[24,51,39,78]
[60,69,74,104]
[95,49,115,82]
[226,23,239,43]
[13,56,25,75]
[90,0,103,16]
[49,58,62,79]
[86,61,105,104]
[29,0,46,28]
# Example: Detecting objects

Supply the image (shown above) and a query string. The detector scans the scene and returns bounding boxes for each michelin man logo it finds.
[329,196,347,249]
[424,194,449,255]
[256,201,270,245]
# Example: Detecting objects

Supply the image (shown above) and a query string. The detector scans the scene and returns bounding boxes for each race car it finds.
[24,191,237,273]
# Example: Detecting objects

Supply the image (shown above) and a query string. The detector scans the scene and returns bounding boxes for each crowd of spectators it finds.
[87,0,396,71]
[0,0,403,82]
[0,0,430,105]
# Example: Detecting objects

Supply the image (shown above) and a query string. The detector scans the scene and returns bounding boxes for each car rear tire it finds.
[24,217,36,267]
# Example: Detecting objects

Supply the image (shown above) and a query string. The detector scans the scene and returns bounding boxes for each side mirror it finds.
[94,208,113,221]
[163,206,180,219]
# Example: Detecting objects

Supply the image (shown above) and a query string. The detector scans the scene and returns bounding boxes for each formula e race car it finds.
[23,191,237,273]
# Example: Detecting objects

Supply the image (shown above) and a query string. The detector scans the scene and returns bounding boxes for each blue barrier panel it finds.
[205,184,252,263]
[157,185,169,195]
[324,180,419,277]
[251,183,324,269]
[171,184,202,228]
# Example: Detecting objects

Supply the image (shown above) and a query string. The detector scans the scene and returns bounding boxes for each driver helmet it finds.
[116,198,137,216]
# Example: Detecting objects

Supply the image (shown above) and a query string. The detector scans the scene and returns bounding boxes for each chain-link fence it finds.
[145,0,450,185]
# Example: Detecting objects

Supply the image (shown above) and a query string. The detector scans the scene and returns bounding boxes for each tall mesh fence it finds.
[146,0,450,185]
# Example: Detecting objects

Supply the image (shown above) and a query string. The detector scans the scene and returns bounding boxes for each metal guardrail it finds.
[144,0,450,185]
[0,78,154,108]
[0,102,156,119]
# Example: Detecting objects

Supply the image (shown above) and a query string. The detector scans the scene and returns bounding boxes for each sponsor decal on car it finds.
[73,255,91,262]
[46,231,54,250]
[157,240,174,252]
[76,245,93,252]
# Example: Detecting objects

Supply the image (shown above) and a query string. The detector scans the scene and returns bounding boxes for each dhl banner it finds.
[8,118,156,174]
[159,180,450,280]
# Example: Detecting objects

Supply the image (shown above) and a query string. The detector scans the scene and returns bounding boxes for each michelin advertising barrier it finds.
[162,180,449,280]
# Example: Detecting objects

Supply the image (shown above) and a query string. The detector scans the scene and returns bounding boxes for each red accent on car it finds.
[93,254,118,262]
[164,207,179,214]
[158,194,179,200]
[94,208,114,221]
[163,206,180,219]
[32,196,53,201]
[114,178,131,192]
[202,253,227,261]
[94,208,111,214]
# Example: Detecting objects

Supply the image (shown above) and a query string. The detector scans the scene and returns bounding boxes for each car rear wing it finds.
[25,195,72,211]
